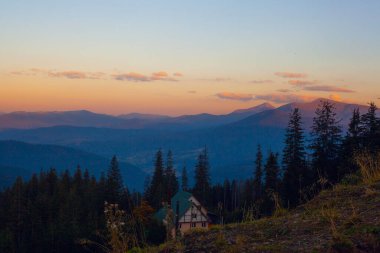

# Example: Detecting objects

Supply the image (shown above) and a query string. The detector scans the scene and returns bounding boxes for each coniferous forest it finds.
[1,100,380,252]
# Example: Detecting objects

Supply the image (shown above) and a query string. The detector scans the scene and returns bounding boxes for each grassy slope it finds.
[169,182,380,253]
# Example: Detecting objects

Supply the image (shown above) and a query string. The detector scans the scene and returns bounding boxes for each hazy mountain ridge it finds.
[0,103,275,130]
[0,110,147,129]
[231,98,369,129]
[117,113,171,120]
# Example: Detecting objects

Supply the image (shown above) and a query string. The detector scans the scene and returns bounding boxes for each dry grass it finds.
[355,151,380,185]
[272,192,288,218]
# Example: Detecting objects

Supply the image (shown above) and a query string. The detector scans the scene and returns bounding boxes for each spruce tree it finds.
[253,144,264,215]
[193,147,211,205]
[223,179,232,212]
[146,149,165,209]
[181,166,189,191]
[360,102,380,152]
[349,108,362,139]
[263,152,280,215]
[73,166,83,195]
[243,179,254,206]
[230,180,239,210]
[264,152,280,193]
[339,108,361,177]
[164,150,179,202]
[282,108,308,208]
[310,100,342,184]
[105,155,124,204]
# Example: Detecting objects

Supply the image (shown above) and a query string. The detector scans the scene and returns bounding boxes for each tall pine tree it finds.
[263,151,280,215]
[339,108,362,177]
[310,100,342,184]
[105,155,124,204]
[164,150,179,202]
[253,144,264,208]
[360,102,380,152]
[146,149,165,209]
[282,108,308,208]
[193,147,211,205]
[181,166,189,191]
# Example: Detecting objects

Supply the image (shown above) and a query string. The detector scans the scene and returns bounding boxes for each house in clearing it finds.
[155,191,211,236]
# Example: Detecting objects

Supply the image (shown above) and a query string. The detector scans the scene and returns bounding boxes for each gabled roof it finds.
[172,191,193,219]
[154,191,194,222]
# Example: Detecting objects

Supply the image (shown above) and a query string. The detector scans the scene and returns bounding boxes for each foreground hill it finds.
[176,182,380,252]
[0,140,145,190]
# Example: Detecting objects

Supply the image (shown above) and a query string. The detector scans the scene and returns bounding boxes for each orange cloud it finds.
[11,69,106,80]
[150,71,178,81]
[114,71,179,82]
[10,68,46,76]
[288,80,318,86]
[152,71,168,78]
[251,80,273,84]
[329,94,343,102]
[201,77,232,82]
[275,72,307,78]
[49,71,88,79]
[216,92,253,101]
[113,72,151,82]
[304,85,354,93]
[173,72,183,77]
[10,71,27,76]
[10,68,182,82]
[277,89,291,93]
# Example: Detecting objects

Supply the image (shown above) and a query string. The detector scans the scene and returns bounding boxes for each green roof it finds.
[154,191,193,222]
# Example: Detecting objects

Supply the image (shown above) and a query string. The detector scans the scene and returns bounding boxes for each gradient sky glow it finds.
[1,0,380,115]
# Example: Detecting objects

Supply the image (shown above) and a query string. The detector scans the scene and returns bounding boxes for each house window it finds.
[191,223,196,228]
[202,222,206,227]
[191,214,197,219]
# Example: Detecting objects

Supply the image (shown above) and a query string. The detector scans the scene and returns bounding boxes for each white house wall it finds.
[178,197,208,222]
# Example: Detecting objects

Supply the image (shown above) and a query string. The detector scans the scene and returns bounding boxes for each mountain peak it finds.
[231,103,275,114]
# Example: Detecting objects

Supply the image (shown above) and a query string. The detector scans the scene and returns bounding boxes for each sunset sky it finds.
[1,0,379,115]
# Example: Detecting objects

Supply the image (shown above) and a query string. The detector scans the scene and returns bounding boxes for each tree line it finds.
[0,157,167,253]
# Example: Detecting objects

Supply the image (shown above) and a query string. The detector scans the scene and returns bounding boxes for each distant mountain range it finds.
[232,99,369,130]
[0,103,274,130]
[0,99,370,188]
[118,113,171,120]
[0,110,147,129]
